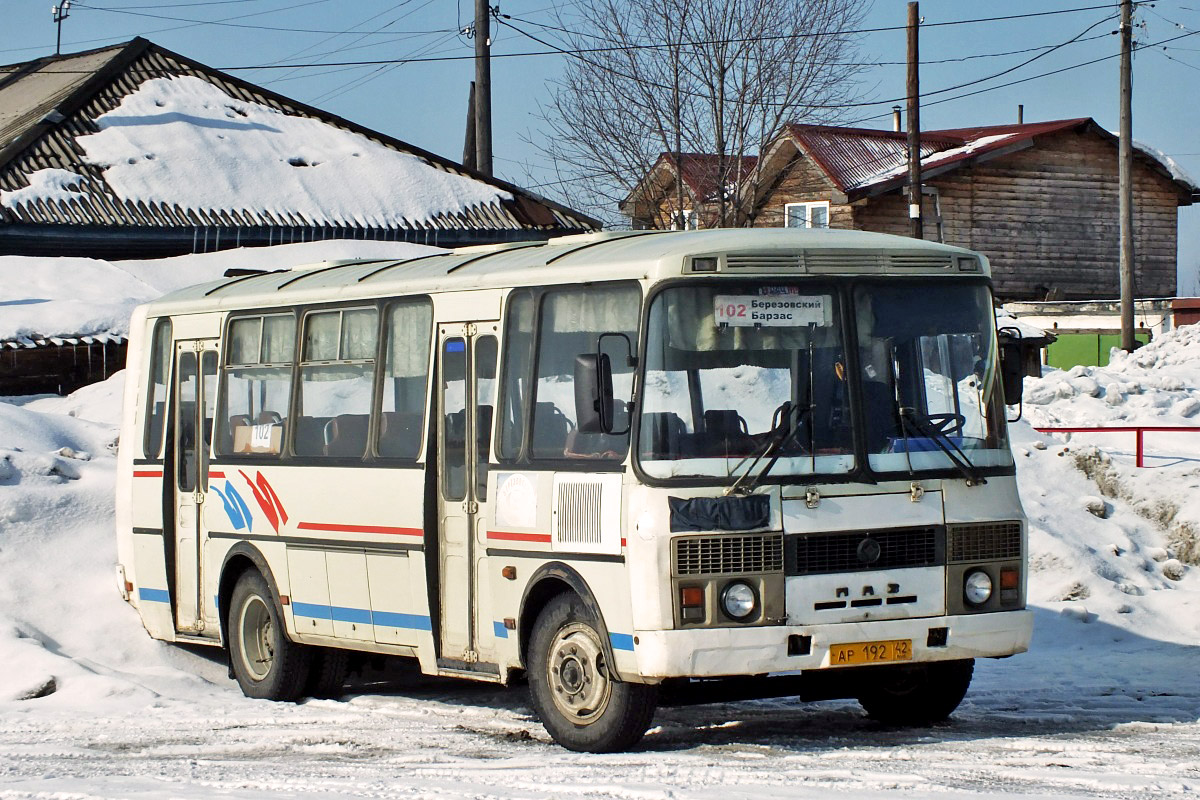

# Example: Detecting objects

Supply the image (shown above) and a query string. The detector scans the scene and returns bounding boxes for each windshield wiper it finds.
[725,401,812,496]
[887,346,985,486]
[898,408,985,486]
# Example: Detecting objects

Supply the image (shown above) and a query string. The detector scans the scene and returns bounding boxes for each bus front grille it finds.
[673,534,784,576]
[785,526,943,575]
[947,521,1022,563]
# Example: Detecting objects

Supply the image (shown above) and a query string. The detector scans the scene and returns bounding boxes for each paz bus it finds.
[116,228,1032,752]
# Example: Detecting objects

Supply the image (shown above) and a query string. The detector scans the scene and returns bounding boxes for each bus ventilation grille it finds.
[947,521,1022,563]
[555,481,604,545]
[786,526,940,576]
[724,252,802,270]
[673,534,784,576]
[887,254,953,270]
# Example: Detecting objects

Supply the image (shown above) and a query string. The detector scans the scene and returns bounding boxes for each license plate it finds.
[828,639,912,666]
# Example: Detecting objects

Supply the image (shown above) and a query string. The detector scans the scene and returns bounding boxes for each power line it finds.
[500,12,1114,67]
[200,2,1147,68]
[69,0,451,36]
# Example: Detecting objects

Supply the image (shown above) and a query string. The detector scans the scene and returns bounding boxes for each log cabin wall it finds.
[750,151,855,229]
[850,129,1180,301]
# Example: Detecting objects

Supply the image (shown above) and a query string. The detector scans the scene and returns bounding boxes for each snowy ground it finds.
[2,322,1199,797]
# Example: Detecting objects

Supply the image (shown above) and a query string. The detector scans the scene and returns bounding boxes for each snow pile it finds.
[1018,323,1200,568]
[0,375,224,709]
[1022,323,1200,427]
[0,75,513,227]
[0,239,438,341]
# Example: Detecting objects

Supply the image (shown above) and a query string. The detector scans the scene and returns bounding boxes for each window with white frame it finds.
[784,201,830,229]
[671,208,698,230]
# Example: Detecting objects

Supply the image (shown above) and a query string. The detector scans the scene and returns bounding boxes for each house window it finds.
[672,208,698,230]
[784,201,830,229]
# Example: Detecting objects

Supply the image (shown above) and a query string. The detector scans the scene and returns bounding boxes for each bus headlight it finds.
[721,581,757,621]
[964,570,993,606]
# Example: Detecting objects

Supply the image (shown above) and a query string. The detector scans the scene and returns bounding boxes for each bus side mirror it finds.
[998,339,1024,405]
[575,353,615,433]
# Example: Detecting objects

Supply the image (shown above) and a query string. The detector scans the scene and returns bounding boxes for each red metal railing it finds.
[1033,426,1200,467]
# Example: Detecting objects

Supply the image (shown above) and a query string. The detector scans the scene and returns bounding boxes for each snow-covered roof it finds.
[0,38,597,239]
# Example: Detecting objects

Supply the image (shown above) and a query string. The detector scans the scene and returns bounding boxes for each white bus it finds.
[116,229,1032,752]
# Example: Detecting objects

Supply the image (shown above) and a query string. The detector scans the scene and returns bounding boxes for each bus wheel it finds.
[305,647,350,698]
[228,571,310,701]
[856,658,974,725]
[527,593,657,752]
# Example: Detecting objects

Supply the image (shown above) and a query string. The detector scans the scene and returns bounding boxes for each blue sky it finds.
[5,0,1199,292]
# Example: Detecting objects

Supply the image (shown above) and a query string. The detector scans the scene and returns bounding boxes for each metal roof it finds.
[0,38,598,235]
[783,118,1197,203]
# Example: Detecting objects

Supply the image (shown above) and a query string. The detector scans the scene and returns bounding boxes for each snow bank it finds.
[53,75,510,227]
[1018,323,1200,566]
[0,374,226,710]
[0,239,439,341]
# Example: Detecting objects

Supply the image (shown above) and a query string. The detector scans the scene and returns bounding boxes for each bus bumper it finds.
[632,610,1032,680]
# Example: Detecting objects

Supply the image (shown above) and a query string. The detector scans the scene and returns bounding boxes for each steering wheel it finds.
[924,413,966,437]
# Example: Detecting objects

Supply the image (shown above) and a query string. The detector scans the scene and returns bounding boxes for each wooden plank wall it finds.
[850,130,1180,301]
[751,149,854,228]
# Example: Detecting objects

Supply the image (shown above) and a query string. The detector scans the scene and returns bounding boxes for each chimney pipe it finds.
[1018,104,1024,124]
[892,105,902,132]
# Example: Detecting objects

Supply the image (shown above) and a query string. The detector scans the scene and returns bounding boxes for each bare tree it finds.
[527,0,870,228]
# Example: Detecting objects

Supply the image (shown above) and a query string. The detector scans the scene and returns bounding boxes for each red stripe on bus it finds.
[296,522,423,537]
[209,471,226,479]
[487,531,553,543]
[133,470,163,478]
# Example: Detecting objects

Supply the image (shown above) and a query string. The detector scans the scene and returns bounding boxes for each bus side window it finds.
[218,313,295,457]
[295,308,377,458]
[143,318,172,459]
[378,298,433,460]
[529,284,640,460]
[497,290,535,461]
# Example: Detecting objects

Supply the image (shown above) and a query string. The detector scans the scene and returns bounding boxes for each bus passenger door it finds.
[436,323,499,667]
[172,340,219,634]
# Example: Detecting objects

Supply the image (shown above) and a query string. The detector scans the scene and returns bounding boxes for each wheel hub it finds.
[547,623,612,725]
[238,595,274,681]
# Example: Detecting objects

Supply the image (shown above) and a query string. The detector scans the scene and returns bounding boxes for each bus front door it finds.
[171,339,218,635]
[436,323,499,669]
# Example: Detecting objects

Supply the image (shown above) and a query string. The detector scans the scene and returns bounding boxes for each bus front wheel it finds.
[527,593,657,752]
[856,658,974,725]
[227,570,311,701]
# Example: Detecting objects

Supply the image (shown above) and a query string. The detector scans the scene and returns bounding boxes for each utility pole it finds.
[906,2,923,239]
[463,81,477,170]
[473,0,493,177]
[53,1,71,56]
[1118,0,1136,351]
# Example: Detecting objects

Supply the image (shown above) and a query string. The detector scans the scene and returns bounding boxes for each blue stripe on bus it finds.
[609,632,635,651]
[291,601,432,632]
[372,610,433,631]
[493,621,509,639]
[139,587,170,603]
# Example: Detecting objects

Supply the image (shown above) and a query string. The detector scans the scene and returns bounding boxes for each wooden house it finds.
[623,118,1198,301]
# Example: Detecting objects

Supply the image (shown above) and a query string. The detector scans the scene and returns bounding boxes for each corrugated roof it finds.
[784,124,961,193]
[781,117,1196,202]
[0,39,598,235]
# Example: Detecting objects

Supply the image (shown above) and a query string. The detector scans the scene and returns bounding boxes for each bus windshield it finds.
[855,281,1011,474]
[637,279,1011,481]
[639,282,855,479]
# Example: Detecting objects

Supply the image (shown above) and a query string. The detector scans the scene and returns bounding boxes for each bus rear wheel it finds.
[527,593,657,752]
[856,658,974,725]
[228,570,310,701]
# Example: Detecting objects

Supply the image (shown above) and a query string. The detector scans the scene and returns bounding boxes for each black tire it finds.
[305,647,351,698]
[227,570,311,701]
[527,593,658,752]
[857,658,974,725]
